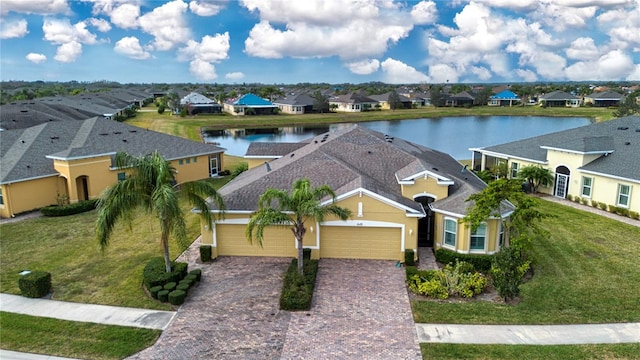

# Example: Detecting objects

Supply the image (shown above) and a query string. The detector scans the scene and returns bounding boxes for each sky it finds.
[1,0,639,84]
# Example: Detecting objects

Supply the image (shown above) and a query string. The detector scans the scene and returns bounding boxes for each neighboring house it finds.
[488,90,521,107]
[469,116,640,214]
[583,91,624,107]
[368,92,412,110]
[446,91,475,107]
[328,93,378,112]
[0,100,97,130]
[223,93,277,115]
[539,91,581,107]
[198,126,513,261]
[0,117,225,218]
[180,92,222,115]
[272,93,315,114]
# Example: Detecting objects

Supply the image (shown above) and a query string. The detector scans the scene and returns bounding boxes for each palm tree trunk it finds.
[297,237,304,276]
[161,228,172,273]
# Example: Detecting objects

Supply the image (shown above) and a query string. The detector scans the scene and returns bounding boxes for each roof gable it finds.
[232,93,275,106]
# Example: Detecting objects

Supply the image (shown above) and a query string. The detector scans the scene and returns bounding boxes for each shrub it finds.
[40,199,98,217]
[157,290,169,302]
[303,248,312,261]
[149,286,163,299]
[608,205,630,217]
[435,248,493,272]
[164,282,177,291]
[189,269,202,281]
[406,261,487,299]
[280,259,319,311]
[179,279,194,288]
[630,211,639,220]
[579,197,589,205]
[405,266,419,279]
[491,246,531,301]
[199,245,212,262]
[168,290,187,305]
[404,249,415,266]
[18,271,51,298]
[566,194,574,202]
[231,163,248,178]
[176,283,190,292]
[597,202,608,211]
[184,274,198,283]
[142,257,188,290]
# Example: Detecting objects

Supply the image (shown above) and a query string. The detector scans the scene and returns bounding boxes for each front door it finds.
[415,196,435,247]
[555,174,568,198]
[210,156,218,177]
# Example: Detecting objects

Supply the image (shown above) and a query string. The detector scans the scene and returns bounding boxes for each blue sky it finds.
[1,0,639,84]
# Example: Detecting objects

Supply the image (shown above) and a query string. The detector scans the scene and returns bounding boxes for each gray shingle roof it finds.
[245,142,308,157]
[0,101,96,130]
[476,116,640,181]
[1,117,225,184]
[585,91,624,100]
[180,92,217,105]
[329,93,377,104]
[539,91,579,100]
[213,125,495,216]
[272,93,315,106]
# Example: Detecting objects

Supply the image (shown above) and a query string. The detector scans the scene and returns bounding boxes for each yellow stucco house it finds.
[470,116,640,215]
[199,125,513,262]
[0,117,225,218]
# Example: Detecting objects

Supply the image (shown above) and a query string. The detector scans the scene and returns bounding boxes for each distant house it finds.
[470,116,639,214]
[272,93,315,114]
[488,90,521,107]
[583,91,624,107]
[539,91,581,107]
[223,93,277,115]
[0,118,225,218]
[180,92,222,115]
[199,126,513,261]
[368,92,412,110]
[446,91,475,107]
[328,93,378,112]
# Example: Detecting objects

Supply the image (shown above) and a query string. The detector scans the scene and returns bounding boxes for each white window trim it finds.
[497,221,505,250]
[443,217,457,250]
[469,222,487,253]
[581,176,593,198]
[510,162,519,179]
[616,184,631,208]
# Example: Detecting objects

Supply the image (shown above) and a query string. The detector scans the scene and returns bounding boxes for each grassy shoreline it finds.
[128,106,613,142]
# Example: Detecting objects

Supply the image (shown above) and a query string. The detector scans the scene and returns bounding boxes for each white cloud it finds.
[109,3,140,29]
[626,64,640,81]
[565,50,635,80]
[0,0,70,15]
[87,17,111,32]
[380,58,429,84]
[189,59,217,80]
[42,18,98,45]
[54,40,82,62]
[566,37,599,60]
[242,0,417,61]
[530,2,596,31]
[138,0,190,50]
[516,69,538,82]
[411,1,438,24]
[189,0,225,16]
[225,72,245,80]
[26,53,47,64]
[0,18,28,39]
[427,63,458,83]
[178,33,230,62]
[114,36,150,59]
[470,66,492,80]
[345,59,380,75]
[474,0,539,10]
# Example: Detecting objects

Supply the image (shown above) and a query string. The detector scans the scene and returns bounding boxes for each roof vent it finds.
[264,162,271,172]
[20,110,27,113]
[618,126,629,130]
[625,142,631,145]
[129,130,137,133]
[290,153,295,157]
[50,136,59,140]
[26,165,30,168]
[122,139,127,142]
[99,133,108,136]
[636,129,640,132]
[21,140,25,143]
[114,131,122,134]
[432,167,438,171]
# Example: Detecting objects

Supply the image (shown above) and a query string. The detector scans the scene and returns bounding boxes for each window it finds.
[498,222,505,247]
[117,172,126,182]
[179,159,183,165]
[193,157,197,163]
[444,219,457,246]
[510,162,519,178]
[581,176,593,198]
[617,184,631,207]
[0,189,4,205]
[470,223,486,251]
[186,158,191,164]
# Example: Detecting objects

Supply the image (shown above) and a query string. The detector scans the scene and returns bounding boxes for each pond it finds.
[202,116,593,160]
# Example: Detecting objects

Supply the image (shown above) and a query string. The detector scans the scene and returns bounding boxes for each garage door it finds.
[320,226,401,260]
[216,224,297,257]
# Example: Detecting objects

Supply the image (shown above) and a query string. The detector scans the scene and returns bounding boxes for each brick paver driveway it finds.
[129,257,420,359]
[281,259,422,359]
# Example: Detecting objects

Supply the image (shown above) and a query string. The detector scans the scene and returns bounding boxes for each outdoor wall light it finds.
[310,226,314,233]
[409,229,413,235]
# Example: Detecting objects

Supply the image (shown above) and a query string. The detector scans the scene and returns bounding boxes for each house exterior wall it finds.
[0,176,65,218]
[433,213,502,254]
[53,156,114,203]
[401,176,449,200]
[276,104,305,114]
[170,154,215,182]
[246,157,278,170]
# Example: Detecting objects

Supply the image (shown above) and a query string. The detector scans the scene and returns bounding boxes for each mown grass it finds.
[421,343,640,360]
[412,199,640,324]
[0,312,160,360]
[128,105,613,141]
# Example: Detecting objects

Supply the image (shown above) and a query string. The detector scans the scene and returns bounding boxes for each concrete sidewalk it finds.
[0,293,176,330]
[0,349,79,360]
[416,323,640,344]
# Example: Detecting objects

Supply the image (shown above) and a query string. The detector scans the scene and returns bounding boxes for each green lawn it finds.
[412,199,640,325]
[421,343,640,360]
[0,312,160,360]
[128,106,613,141]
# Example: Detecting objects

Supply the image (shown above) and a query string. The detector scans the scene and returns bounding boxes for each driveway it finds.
[128,257,421,359]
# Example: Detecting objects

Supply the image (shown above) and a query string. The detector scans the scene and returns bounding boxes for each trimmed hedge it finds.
[435,248,493,272]
[157,290,169,302]
[168,290,187,305]
[176,283,190,292]
[199,245,212,262]
[40,199,98,217]
[142,257,188,290]
[280,259,319,311]
[149,286,163,299]
[18,271,51,298]
[184,274,197,283]
[404,249,415,266]
[188,269,202,281]
[164,282,177,291]
[179,279,194,288]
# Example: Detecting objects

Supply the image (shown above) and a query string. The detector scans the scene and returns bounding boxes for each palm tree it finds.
[246,178,351,275]
[517,165,554,193]
[96,151,225,273]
